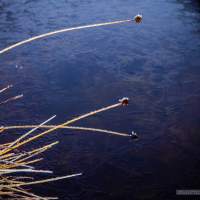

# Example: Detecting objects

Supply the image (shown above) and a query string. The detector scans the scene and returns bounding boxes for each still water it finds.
[0,0,200,199]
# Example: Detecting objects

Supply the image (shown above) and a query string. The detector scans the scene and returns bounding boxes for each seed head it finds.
[134,14,143,24]
[131,131,138,140]
[119,97,129,106]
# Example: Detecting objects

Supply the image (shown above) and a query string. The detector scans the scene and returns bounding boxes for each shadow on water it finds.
[0,0,200,199]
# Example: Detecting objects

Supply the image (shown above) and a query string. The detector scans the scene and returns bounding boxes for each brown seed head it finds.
[119,97,129,106]
[134,14,143,24]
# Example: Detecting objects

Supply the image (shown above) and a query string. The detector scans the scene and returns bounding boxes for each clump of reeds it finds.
[0,85,132,199]
[0,14,142,199]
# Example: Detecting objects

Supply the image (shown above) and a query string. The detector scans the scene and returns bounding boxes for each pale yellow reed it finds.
[0,19,133,54]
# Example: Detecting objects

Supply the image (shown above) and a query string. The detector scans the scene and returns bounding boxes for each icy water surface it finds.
[0,0,200,199]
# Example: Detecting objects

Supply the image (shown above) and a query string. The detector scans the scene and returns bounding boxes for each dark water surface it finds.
[0,0,200,199]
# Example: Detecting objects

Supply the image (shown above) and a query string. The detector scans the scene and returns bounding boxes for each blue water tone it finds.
[0,0,200,199]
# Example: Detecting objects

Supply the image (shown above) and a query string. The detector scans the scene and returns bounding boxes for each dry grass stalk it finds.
[0,14,142,55]
[0,95,23,106]
[0,85,131,199]
[2,125,130,137]
[0,19,133,54]
[0,85,13,94]
[0,14,141,199]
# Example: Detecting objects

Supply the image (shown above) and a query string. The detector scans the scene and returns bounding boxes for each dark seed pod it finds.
[119,97,129,106]
[134,14,142,24]
[131,131,138,140]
